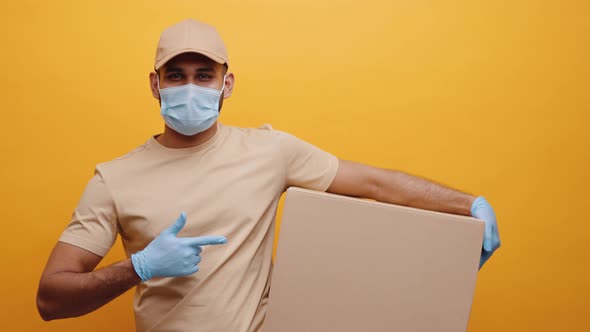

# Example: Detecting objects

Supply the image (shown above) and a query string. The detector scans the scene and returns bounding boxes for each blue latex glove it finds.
[471,196,501,269]
[131,212,227,281]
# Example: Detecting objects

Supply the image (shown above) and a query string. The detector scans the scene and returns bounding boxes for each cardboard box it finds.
[263,187,484,332]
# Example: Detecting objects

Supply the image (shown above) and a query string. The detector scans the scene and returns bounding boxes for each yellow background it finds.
[0,0,588,331]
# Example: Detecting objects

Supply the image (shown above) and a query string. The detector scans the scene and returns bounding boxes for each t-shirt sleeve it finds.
[277,130,339,191]
[58,171,118,257]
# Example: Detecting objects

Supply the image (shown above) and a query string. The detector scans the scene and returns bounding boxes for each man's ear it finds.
[149,72,160,100]
[222,72,235,99]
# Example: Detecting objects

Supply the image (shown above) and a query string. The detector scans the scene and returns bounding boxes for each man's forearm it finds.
[37,258,141,321]
[373,168,476,216]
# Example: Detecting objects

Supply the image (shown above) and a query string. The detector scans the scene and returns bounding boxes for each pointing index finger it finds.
[184,235,228,247]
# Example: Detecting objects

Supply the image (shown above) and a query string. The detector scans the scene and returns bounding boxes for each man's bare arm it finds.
[326,159,500,269]
[37,213,228,321]
[36,242,141,321]
[326,159,476,215]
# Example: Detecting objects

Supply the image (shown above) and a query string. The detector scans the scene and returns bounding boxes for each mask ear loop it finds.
[220,74,227,96]
[156,72,161,93]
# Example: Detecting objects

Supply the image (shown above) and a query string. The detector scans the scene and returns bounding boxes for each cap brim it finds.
[155,49,226,70]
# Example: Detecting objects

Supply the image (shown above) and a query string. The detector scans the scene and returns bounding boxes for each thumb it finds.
[164,212,187,236]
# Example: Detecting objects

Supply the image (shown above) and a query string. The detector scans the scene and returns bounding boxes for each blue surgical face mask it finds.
[157,75,226,136]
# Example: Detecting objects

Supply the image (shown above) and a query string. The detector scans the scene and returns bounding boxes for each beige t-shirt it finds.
[58,122,339,332]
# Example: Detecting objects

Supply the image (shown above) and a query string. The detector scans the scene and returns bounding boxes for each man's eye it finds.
[198,73,212,80]
[168,73,183,80]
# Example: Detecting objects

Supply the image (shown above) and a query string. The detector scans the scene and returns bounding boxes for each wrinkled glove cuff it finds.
[470,196,488,217]
[131,251,152,282]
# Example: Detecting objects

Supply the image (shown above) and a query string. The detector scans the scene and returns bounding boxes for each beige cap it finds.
[155,19,228,70]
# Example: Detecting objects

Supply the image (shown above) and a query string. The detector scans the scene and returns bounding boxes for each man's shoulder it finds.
[94,139,151,175]
[228,123,275,135]
[225,123,290,141]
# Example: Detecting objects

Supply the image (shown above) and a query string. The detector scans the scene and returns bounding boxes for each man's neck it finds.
[155,122,218,149]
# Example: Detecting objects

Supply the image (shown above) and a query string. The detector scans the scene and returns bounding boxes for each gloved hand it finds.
[131,212,227,281]
[471,196,500,269]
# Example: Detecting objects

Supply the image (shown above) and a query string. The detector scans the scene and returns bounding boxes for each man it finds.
[36,19,500,332]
